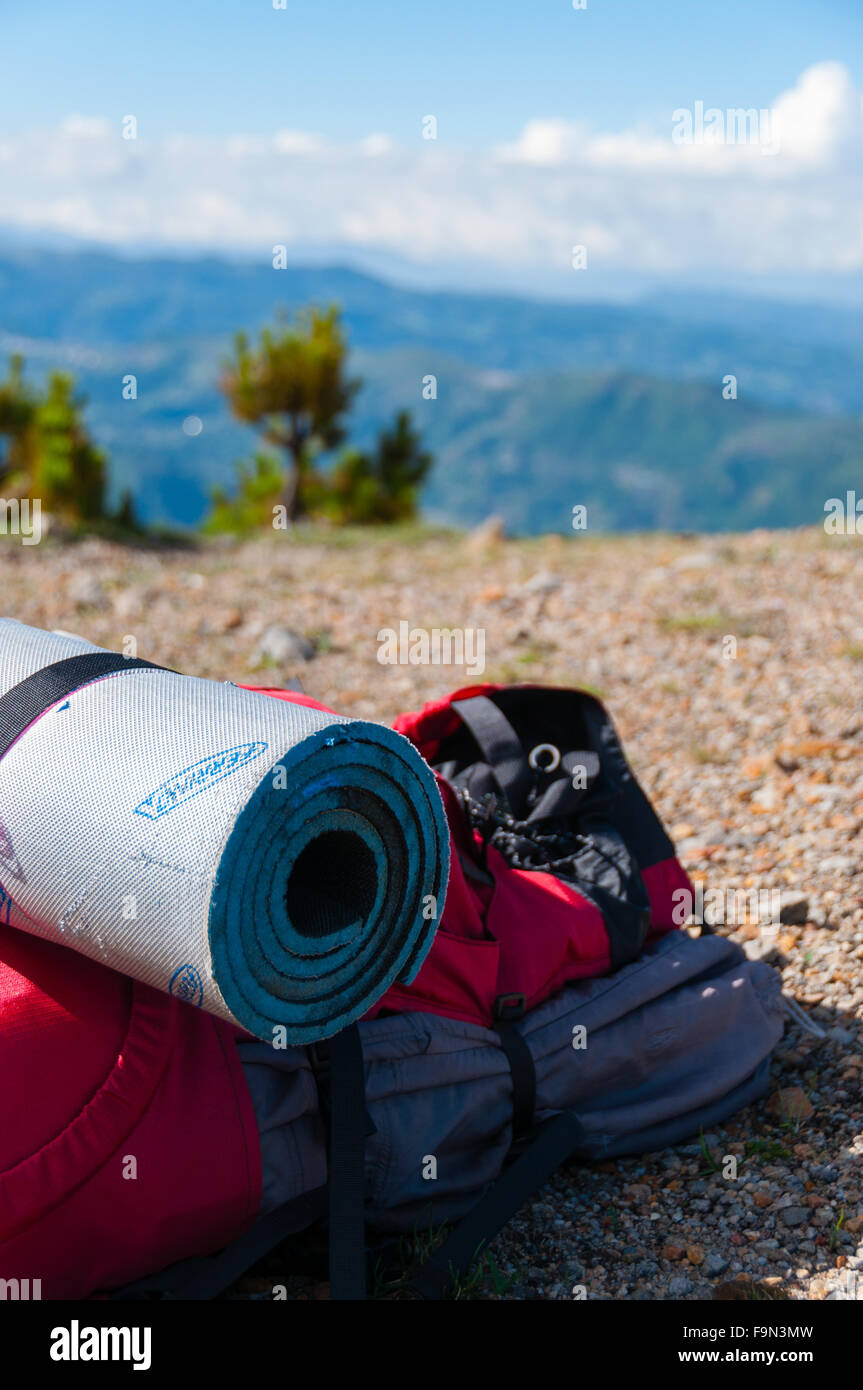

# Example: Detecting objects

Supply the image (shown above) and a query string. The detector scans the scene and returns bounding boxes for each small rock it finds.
[625,1184,651,1202]
[753,1191,772,1209]
[67,573,109,610]
[522,571,561,596]
[741,754,772,779]
[819,854,855,873]
[752,782,777,812]
[661,1243,686,1261]
[779,891,810,925]
[214,607,244,632]
[113,585,152,621]
[713,1276,753,1300]
[668,1276,695,1296]
[779,1206,809,1229]
[687,1245,705,1266]
[465,515,506,553]
[703,1253,729,1277]
[252,625,316,666]
[766,1086,814,1124]
[674,552,714,571]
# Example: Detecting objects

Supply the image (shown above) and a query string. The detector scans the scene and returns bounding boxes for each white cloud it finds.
[0,64,859,289]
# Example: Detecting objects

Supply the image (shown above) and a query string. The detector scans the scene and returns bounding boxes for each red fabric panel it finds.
[643,856,694,935]
[0,928,261,1297]
[484,848,612,1009]
[239,684,336,715]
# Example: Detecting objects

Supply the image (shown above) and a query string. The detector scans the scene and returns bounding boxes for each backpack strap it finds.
[492,994,536,1140]
[325,1024,369,1301]
[450,696,534,813]
[0,651,171,759]
[450,695,599,822]
[115,1187,330,1300]
[408,1108,588,1300]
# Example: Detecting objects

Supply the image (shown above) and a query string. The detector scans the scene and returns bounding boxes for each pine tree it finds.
[220,306,360,521]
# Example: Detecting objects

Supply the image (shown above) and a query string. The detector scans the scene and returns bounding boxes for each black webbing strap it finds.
[451,696,533,814]
[117,1025,372,1301]
[115,1186,330,1300]
[0,652,170,759]
[409,1108,588,1300]
[327,1024,368,1300]
[492,995,535,1140]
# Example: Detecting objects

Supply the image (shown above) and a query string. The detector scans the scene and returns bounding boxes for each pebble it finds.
[522,571,562,596]
[465,515,506,552]
[67,573,109,610]
[251,624,316,665]
[766,1086,814,1123]
[779,891,810,925]
[780,1207,810,1228]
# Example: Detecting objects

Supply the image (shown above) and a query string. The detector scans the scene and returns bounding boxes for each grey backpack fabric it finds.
[238,930,784,1234]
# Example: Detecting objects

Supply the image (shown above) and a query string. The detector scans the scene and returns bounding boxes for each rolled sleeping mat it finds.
[0,618,449,1042]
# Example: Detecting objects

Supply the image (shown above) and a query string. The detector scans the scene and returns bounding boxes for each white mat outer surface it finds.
[0,620,448,1042]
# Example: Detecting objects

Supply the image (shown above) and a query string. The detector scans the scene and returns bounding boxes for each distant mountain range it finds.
[0,246,860,532]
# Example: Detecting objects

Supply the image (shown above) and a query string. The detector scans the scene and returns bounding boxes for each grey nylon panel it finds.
[239,931,784,1228]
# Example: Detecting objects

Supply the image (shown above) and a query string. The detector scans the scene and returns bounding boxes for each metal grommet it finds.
[528,742,561,773]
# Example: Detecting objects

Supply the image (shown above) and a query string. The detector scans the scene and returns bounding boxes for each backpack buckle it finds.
[493,992,526,1021]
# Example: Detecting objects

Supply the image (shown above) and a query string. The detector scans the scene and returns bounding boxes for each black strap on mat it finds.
[409,1108,589,1300]
[0,652,170,759]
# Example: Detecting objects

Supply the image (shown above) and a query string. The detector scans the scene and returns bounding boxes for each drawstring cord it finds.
[782,994,827,1039]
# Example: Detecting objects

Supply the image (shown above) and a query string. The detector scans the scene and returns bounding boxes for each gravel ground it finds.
[2,522,862,1300]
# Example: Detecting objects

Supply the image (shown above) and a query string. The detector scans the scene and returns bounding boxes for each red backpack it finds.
[370,683,691,1025]
[0,680,693,1299]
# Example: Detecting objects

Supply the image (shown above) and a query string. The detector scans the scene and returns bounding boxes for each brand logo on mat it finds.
[134,742,269,819]
[169,963,204,1007]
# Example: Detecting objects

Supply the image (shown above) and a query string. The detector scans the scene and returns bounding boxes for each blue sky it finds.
[1,0,859,144]
[0,2,860,301]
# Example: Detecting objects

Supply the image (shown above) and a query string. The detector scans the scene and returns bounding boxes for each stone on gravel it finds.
[661,1243,685,1260]
[67,574,109,610]
[779,891,810,925]
[766,1086,814,1123]
[779,1207,809,1229]
[522,571,562,596]
[465,515,506,553]
[252,625,316,665]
